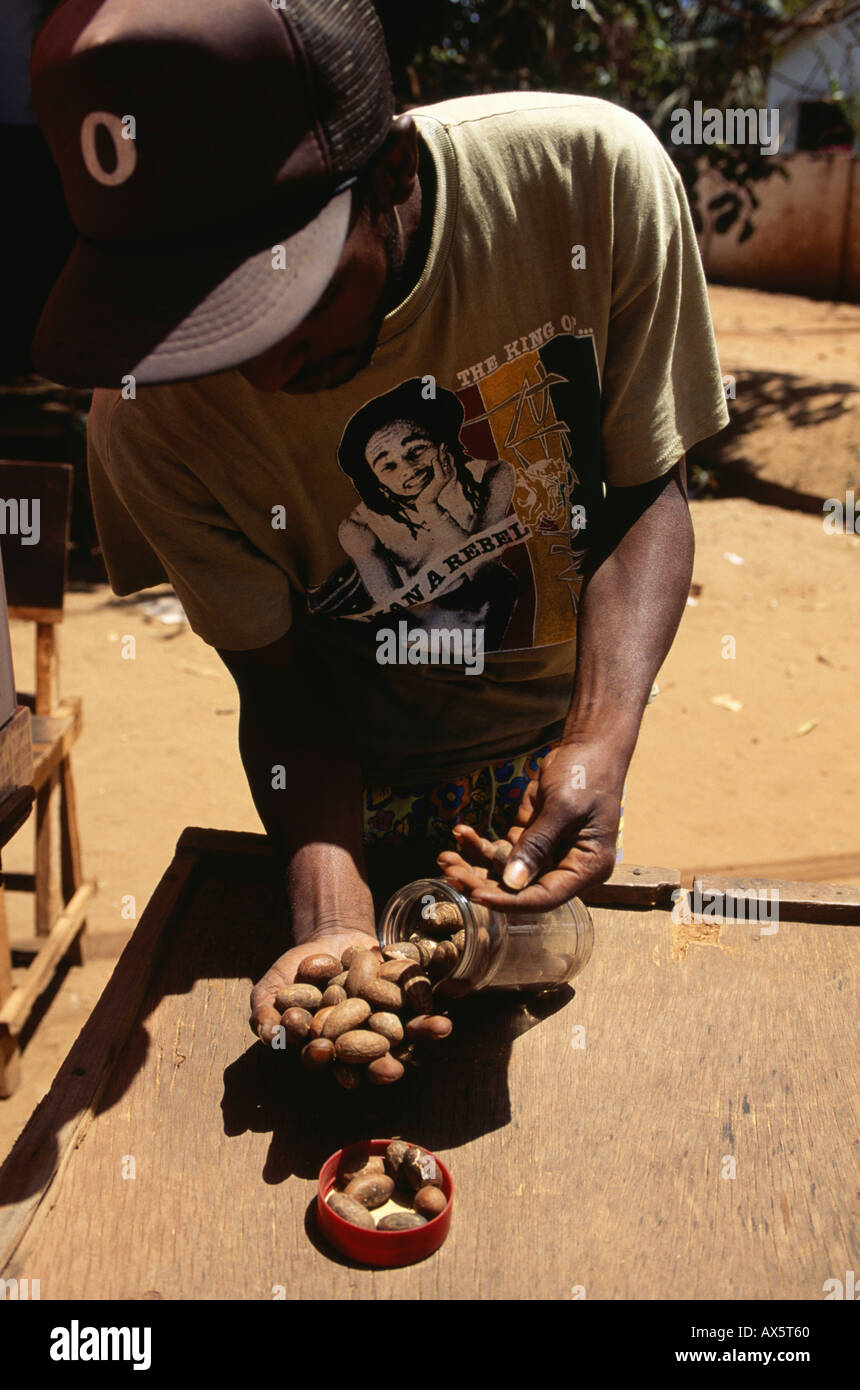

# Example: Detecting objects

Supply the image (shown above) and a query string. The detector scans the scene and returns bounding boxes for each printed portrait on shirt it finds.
[307,335,602,653]
[308,378,529,650]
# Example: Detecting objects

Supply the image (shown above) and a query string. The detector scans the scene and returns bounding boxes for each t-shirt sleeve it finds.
[87,390,293,651]
[599,112,730,486]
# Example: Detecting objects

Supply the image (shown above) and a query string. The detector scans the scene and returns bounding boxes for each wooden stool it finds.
[0,461,96,1095]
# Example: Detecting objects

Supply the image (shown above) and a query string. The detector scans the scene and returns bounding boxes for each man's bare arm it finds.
[217,625,378,1037]
[564,457,694,758]
[440,459,694,908]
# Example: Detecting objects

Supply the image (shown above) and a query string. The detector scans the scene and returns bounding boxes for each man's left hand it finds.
[436,740,622,911]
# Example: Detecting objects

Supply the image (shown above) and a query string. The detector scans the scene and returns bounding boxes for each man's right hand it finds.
[250,927,379,1044]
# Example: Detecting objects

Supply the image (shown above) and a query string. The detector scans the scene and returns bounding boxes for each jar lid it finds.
[317,1139,453,1267]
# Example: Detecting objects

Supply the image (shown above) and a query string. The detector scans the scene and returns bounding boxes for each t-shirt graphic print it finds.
[307,332,602,656]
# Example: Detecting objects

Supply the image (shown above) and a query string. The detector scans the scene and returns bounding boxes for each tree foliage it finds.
[375,0,856,236]
[27,0,856,238]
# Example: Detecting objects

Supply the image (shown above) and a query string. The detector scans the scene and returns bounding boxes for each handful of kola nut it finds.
[274,912,465,1089]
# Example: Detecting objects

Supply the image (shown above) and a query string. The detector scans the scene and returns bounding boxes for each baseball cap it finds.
[29,0,395,388]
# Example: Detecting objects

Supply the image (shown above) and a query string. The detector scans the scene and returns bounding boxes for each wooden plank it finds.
[175,825,275,861]
[581,864,680,908]
[29,698,82,793]
[0,868,19,1097]
[0,707,33,802]
[694,874,860,925]
[7,607,63,626]
[34,769,57,935]
[0,840,855,1299]
[58,759,82,901]
[0,840,201,1270]
[35,622,54,717]
[0,881,94,1034]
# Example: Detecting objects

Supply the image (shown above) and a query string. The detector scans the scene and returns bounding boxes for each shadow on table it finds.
[0,832,573,1215]
[220,984,574,1184]
[216,836,577,1180]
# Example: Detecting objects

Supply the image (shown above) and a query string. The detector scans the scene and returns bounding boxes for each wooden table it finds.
[0,828,857,1300]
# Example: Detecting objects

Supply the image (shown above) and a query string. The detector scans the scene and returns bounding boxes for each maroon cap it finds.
[29,0,395,387]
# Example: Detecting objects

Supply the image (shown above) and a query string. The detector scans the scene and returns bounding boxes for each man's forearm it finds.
[564,461,694,763]
[236,682,376,943]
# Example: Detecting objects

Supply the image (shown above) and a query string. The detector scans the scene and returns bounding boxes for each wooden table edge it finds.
[0,835,201,1272]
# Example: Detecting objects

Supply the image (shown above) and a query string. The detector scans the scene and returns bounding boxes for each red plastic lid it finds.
[317,1139,453,1268]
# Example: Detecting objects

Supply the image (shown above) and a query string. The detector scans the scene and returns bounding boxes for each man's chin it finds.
[279,342,380,395]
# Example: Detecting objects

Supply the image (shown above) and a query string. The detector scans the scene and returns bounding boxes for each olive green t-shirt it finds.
[86,92,728,784]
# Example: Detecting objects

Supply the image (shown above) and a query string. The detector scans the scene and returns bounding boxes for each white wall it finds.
[768,13,860,154]
[698,151,859,300]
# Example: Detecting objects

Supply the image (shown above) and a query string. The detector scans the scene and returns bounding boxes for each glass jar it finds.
[377,877,594,995]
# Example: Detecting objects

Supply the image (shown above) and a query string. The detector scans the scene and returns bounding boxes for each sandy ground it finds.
[699,286,859,503]
[1,283,858,1161]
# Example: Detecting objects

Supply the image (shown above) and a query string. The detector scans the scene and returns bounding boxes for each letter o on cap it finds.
[81,111,137,186]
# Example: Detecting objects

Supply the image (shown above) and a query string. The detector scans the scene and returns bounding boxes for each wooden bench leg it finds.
[35,769,59,938]
[0,886,20,1097]
[59,759,87,966]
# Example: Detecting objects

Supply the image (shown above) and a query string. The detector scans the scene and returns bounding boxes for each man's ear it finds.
[367,115,419,213]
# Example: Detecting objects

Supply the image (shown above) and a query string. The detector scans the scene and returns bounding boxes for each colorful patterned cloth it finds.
[363,743,625,861]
